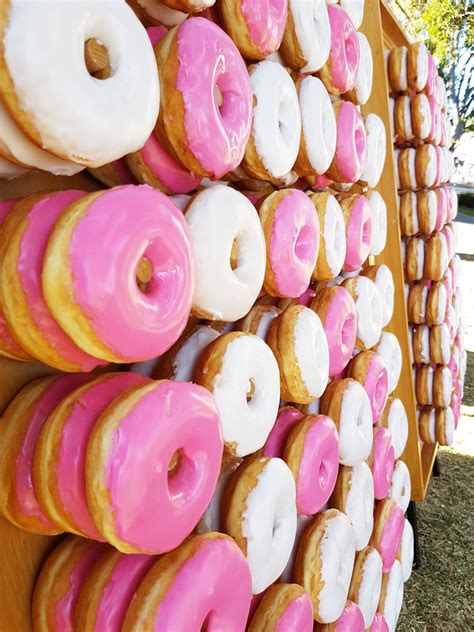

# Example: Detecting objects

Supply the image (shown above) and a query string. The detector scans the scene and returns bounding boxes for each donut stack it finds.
[387,42,466,445]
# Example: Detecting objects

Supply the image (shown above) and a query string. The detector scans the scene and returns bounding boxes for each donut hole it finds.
[136,256,153,293]
[246,378,256,403]
[84,38,112,80]
[294,225,314,263]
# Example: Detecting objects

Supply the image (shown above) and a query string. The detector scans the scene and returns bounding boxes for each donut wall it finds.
[0,1,426,631]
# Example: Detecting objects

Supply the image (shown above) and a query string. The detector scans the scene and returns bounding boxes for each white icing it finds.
[368,191,387,256]
[254,309,280,340]
[388,460,411,512]
[294,308,330,398]
[415,239,425,280]
[345,461,375,550]
[394,46,408,91]
[289,0,331,73]
[211,335,280,457]
[0,154,30,179]
[415,93,432,139]
[386,398,408,459]
[186,186,266,321]
[170,194,191,211]
[443,408,455,446]
[354,33,373,105]
[407,148,417,190]
[137,0,187,24]
[372,264,394,327]
[425,367,434,404]
[338,380,373,465]
[389,97,395,140]
[401,96,413,139]
[419,144,436,188]
[318,512,356,622]
[321,195,346,276]
[418,325,430,364]
[242,458,297,594]
[340,0,365,28]
[299,76,336,174]
[361,114,386,188]
[424,189,437,233]
[415,42,429,91]
[437,323,450,364]
[4,0,160,166]
[381,560,404,632]
[250,61,301,181]
[197,464,237,534]
[172,326,220,382]
[375,332,402,394]
[424,407,436,443]
[439,367,453,407]
[200,178,229,188]
[352,276,383,349]
[356,547,383,627]
[399,519,414,582]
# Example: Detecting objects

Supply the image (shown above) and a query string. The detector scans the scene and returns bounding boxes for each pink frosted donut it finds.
[259,189,320,298]
[248,584,313,632]
[320,5,360,95]
[89,158,137,188]
[283,414,339,515]
[327,102,367,183]
[310,286,357,376]
[427,96,440,143]
[86,380,223,554]
[370,613,389,632]
[339,194,373,271]
[369,427,395,500]
[316,601,365,631]
[370,499,405,573]
[43,185,194,363]
[434,186,447,231]
[263,406,304,458]
[424,52,437,96]
[156,17,252,179]
[347,351,389,423]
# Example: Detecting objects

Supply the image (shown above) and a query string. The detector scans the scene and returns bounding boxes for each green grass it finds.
[458,205,474,218]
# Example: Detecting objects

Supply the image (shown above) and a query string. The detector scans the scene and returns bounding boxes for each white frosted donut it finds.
[195,333,280,457]
[363,264,394,328]
[136,0,188,24]
[349,546,383,628]
[350,33,373,105]
[367,191,387,256]
[374,333,402,390]
[283,0,331,73]
[379,560,404,632]
[388,460,411,512]
[0,154,30,179]
[3,0,159,166]
[334,461,375,550]
[397,519,414,582]
[185,186,266,321]
[244,61,301,183]
[156,325,220,382]
[310,192,346,280]
[340,0,365,29]
[296,76,336,176]
[360,114,386,188]
[381,398,408,459]
[342,276,383,349]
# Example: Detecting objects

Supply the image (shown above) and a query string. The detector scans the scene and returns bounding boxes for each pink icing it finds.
[327,5,360,93]
[334,601,365,632]
[310,173,333,190]
[268,190,320,297]
[294,415,339,515]
[274,591,313,632]
[111,159,136,185]
[378,503,404,572]
[370,613,389,632]
[432,147,442,186]
[105,381,223,553]
[360,353,389,423]
[150,536,252,630]
[435,187,447,231]
[425,53,437,96]
[444,185,455,222]
[56,372,148,539]
[68,185,193,361]
[371,427,395,500]
[450,383,461,429]
[148,25,167,47]
[240,0,288,56]
[263,407,304,458]
[18,190,105,371]
[54,540,107,632]
[447,354,459,384]
[334,102,367,183]
[15,374,91,530]
[297,287,316,307]
[175,18,252,179]
[428,97,440,143]
[94,554,155,631]
[343,195,372,271]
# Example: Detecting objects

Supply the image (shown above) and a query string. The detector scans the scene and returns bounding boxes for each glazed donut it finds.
[185,186,265,321]
[348,546,383,628]
[319,5,360,96]
[88,158,137,189]
[85,380,223,554]
[362,264,395,328]
[326,102,367,183]
[247,584,313,632]
[368,427,395,500]
[309,286,357,377]
[219,0,287,60]
[430,323,450,365]
[367,191,387,256]
[283,414,339,515]
[360,114,386,188]
[341,276,383,349]
[416,189,437,234]
[294,509,356,624]
[223,456,297,593]
[330,462,374,550]
[433,366,453,407]
[346,33,373,105]
[399,192,419,236]
[374,332,403,395]
[415,144,437,188]
[263,406,304,458]
[122,533,252,631]
[405,236,425,282]
[242,60,301,184]
[397,147,417,190]
[315,601,365,631]
[237,304,282,340]
[435,407,455,446]
[320,379,373,465]
[154,325,220,381]
[407,281,429,324]
[397,519,414,582]
[74,549,155,632]
[339,195,372,271]
[32,536,107,632]
[388,47,408,93]
[259,189,320,298]
[380,398,408,459]
[43,185,193,363]
[0,1,159,167]
[267,305,329,403]
[388,460,411,513]
[412,325,430,364]
[411,93,432,140]
[295,76,337,177]
[394,96,414,142]
[378,560,404,632]
[370,613,390,632]
[195,332,279,457]
[407,42,428,91]
[418,406,436,443]
[156,17,252,178]
[347,351,388,423]
[309,192,346,281]
[280,0,331,73]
